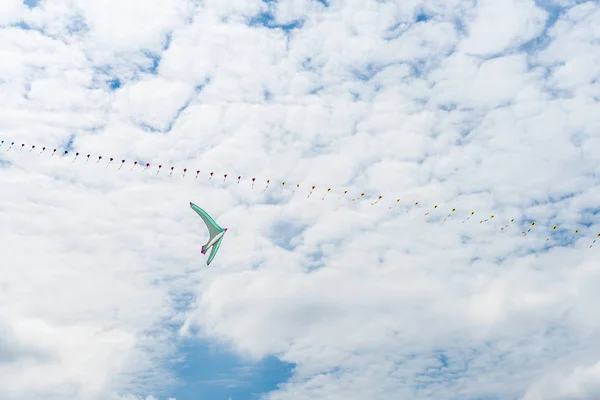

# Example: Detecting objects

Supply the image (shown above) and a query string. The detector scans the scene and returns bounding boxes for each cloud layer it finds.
[1,0,600,399]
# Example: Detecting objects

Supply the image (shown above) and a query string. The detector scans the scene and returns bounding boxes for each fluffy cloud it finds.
[459,0,548,56]
[1,0,600,399]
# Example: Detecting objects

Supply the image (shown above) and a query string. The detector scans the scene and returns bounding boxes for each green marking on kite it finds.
[190,202,227,265]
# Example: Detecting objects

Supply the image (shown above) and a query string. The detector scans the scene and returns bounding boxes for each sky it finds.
[1,0,600,399]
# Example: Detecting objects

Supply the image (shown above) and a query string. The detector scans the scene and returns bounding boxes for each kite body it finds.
[189,202,227,265]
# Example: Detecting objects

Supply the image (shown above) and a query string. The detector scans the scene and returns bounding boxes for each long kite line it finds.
[1,139,598,248]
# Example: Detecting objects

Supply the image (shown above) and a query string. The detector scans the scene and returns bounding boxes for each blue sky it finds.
[170,339,294,400]
[0,0,600,399]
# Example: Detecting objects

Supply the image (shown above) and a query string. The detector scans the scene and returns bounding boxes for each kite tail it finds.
[371,196,382,205]
[406,201,419,213]
[522,222,536,236]
[591,234,600,248]
[444,208,456,221]
[462,211,474,222]
[546,226,557,242]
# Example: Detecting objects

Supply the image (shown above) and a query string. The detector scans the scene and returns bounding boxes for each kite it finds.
[480,215,494,224]
[500,218,515,231]
[462,211,475,223]
[424,204,438,216]
[590,233,600,249]
[353,192,365,201]
[546,225,557,242]
[444,208,456,222]
[190,202,227,265]
[406,201,419,213]
[371,195,383,205]
[522,221,536,236]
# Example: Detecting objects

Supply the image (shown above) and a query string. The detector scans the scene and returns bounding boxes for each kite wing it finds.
[189,202,226,264]
[207,234,224,265]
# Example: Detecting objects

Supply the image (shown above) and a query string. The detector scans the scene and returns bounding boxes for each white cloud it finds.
[524,360,600,400]
[1,0,600,399]
[536,2,600,95]
[459,0,548,56]
[430,52,532,108]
